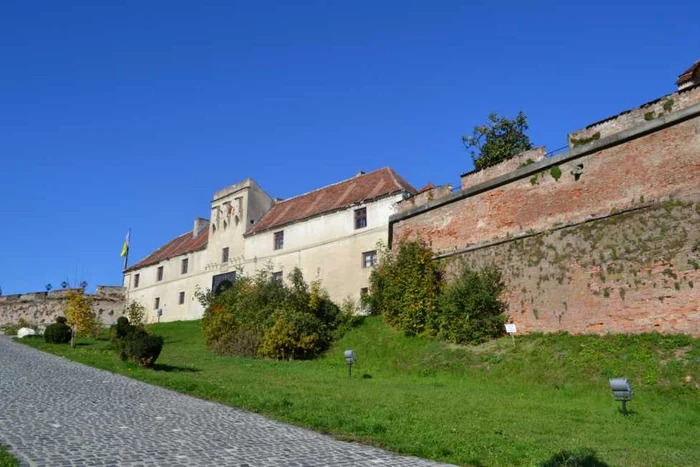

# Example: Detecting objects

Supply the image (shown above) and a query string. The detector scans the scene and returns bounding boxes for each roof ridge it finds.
[271,167,392,205]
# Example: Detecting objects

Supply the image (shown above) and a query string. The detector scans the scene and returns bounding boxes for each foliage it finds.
[64,290,94,348]
[438,262,508,344]
[20,317,700,467]
[110,316,131,344]
[367,240,442,335]
[121,332,164,367]
[0,446,19,467]
[462,111,533,170]
[537,448,609,467]
[201,267,352,360]
[0,318,37,336]
[44,317,72,344]
[126,300,146,327]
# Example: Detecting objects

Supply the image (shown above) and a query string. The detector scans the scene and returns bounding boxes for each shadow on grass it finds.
[152,363,200,373]
[538,448,609,467]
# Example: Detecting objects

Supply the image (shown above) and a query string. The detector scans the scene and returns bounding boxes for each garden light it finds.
[609,378,633,415]
[344,350,356,378]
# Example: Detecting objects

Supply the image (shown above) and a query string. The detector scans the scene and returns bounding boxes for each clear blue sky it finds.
[1,1,698,295]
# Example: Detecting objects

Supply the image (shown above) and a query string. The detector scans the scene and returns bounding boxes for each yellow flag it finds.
[120,230,130,257]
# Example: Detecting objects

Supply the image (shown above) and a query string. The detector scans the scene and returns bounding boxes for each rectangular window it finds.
[272,271,283,282]
[222,247,229,263]
[360,287,369,298]
[274,231,284,250]
[133,273,140,288]
[362,250,378,268]
[156,266,164,282]
[154,297,160,310]
[181,258,189,275]
[179,291,185,305]
[354,207,367,229]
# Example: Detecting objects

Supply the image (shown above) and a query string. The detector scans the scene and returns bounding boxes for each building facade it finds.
[123,168,415,322]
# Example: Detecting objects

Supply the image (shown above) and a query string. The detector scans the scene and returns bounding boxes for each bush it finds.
[44,317,72,344]
[367,240,442,335]
[110,316,132,344]
[122,333,164,367]
[438,262,508,344]
[368,240,508,345]
[125,301,146,327]
[201,267,347,360]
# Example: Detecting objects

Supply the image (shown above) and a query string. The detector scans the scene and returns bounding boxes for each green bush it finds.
[201,267,352,360]
[367,240,442,335]
[110,316,132,344]
[368,240,508,344]
[44,317,72,344]
[438,262,507,344]
[122,333,164,367]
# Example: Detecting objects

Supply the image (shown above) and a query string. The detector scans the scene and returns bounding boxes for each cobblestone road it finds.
[0,336,452,467]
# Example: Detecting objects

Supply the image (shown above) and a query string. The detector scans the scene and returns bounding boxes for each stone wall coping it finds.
[388,101,700,247]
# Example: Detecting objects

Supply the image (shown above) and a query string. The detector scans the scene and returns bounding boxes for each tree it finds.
[462,111,533,170]
[64,290,94,348]
[126,300,146,327]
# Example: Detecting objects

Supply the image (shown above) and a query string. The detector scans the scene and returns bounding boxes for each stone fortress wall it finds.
[391,84,700,335]
[0,286,126,329]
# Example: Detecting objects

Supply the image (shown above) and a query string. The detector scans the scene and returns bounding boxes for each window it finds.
[133,274,140,288]
[181,258,189,275]
[179,291,185,305]
[222,247,229,263]
[354,207,367,229]
[272,271,283,282]
[274,231,284,250]
[360,287,369,298]
[156,266,164,282]
[154,297,160,310]
[362,250,378,268]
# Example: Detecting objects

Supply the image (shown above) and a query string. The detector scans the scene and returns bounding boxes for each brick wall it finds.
[0,287,126,329]
[460,147,546,190]
[396,184,453,213]
[391,103,700,335]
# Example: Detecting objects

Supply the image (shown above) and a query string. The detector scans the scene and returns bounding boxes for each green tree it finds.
[125,300,146,327]
[462,111,533,170]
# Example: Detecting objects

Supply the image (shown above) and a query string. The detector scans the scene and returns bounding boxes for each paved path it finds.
[0,336,452,467]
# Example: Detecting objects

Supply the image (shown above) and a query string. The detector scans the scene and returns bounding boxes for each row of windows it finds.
[153,291,186,310]
[133,258,189,289]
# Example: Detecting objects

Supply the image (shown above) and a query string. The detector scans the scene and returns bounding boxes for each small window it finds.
[272,271,283,282]
[178,291,185,305]
[181,258,189,275]
[362,250,378,268]
[133,273,140,288]
[354,207,367,229]
[360,287,369,298]
[156,266,164,282]
[222,247,229,263]
[154,297,160,310]
[274,231,284,250]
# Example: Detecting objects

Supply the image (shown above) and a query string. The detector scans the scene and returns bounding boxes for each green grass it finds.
[0,447,18,467]
[20,317,700,466]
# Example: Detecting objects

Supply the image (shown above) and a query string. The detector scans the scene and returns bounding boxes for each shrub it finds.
[438,262,508,344]
[367,240,442,335]
[64,290,94,348]
[44,317,72,344]
[201,267,346,360]
[125,301,146,327]
[122,333,164,367]
[110,316,132,344]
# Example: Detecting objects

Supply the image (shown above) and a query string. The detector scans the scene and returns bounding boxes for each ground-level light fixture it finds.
[609,378,633,415]
[344,350,356,378]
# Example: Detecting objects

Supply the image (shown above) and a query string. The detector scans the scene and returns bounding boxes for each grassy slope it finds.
[0,447,18,467]
[20,318,700,466]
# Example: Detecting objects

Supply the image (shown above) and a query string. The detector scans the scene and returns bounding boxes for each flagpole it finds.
[123,228,130,271]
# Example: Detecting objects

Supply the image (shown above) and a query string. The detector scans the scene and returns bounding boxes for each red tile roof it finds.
[125,229,208,272]
[247,167,415,235]
[677,59,700,86]
[417,183,436,194]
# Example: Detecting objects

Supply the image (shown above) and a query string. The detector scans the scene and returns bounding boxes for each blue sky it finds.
[1,1,698,294]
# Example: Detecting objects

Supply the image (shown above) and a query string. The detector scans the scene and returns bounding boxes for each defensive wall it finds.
[390,85,700,335]
[0,286,126,328]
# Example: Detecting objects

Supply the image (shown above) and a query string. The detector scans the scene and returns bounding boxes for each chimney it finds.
[356,170,365,177]
[193,218,209,237]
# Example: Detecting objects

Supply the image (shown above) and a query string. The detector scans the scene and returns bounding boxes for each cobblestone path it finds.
[0,336,452,467]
